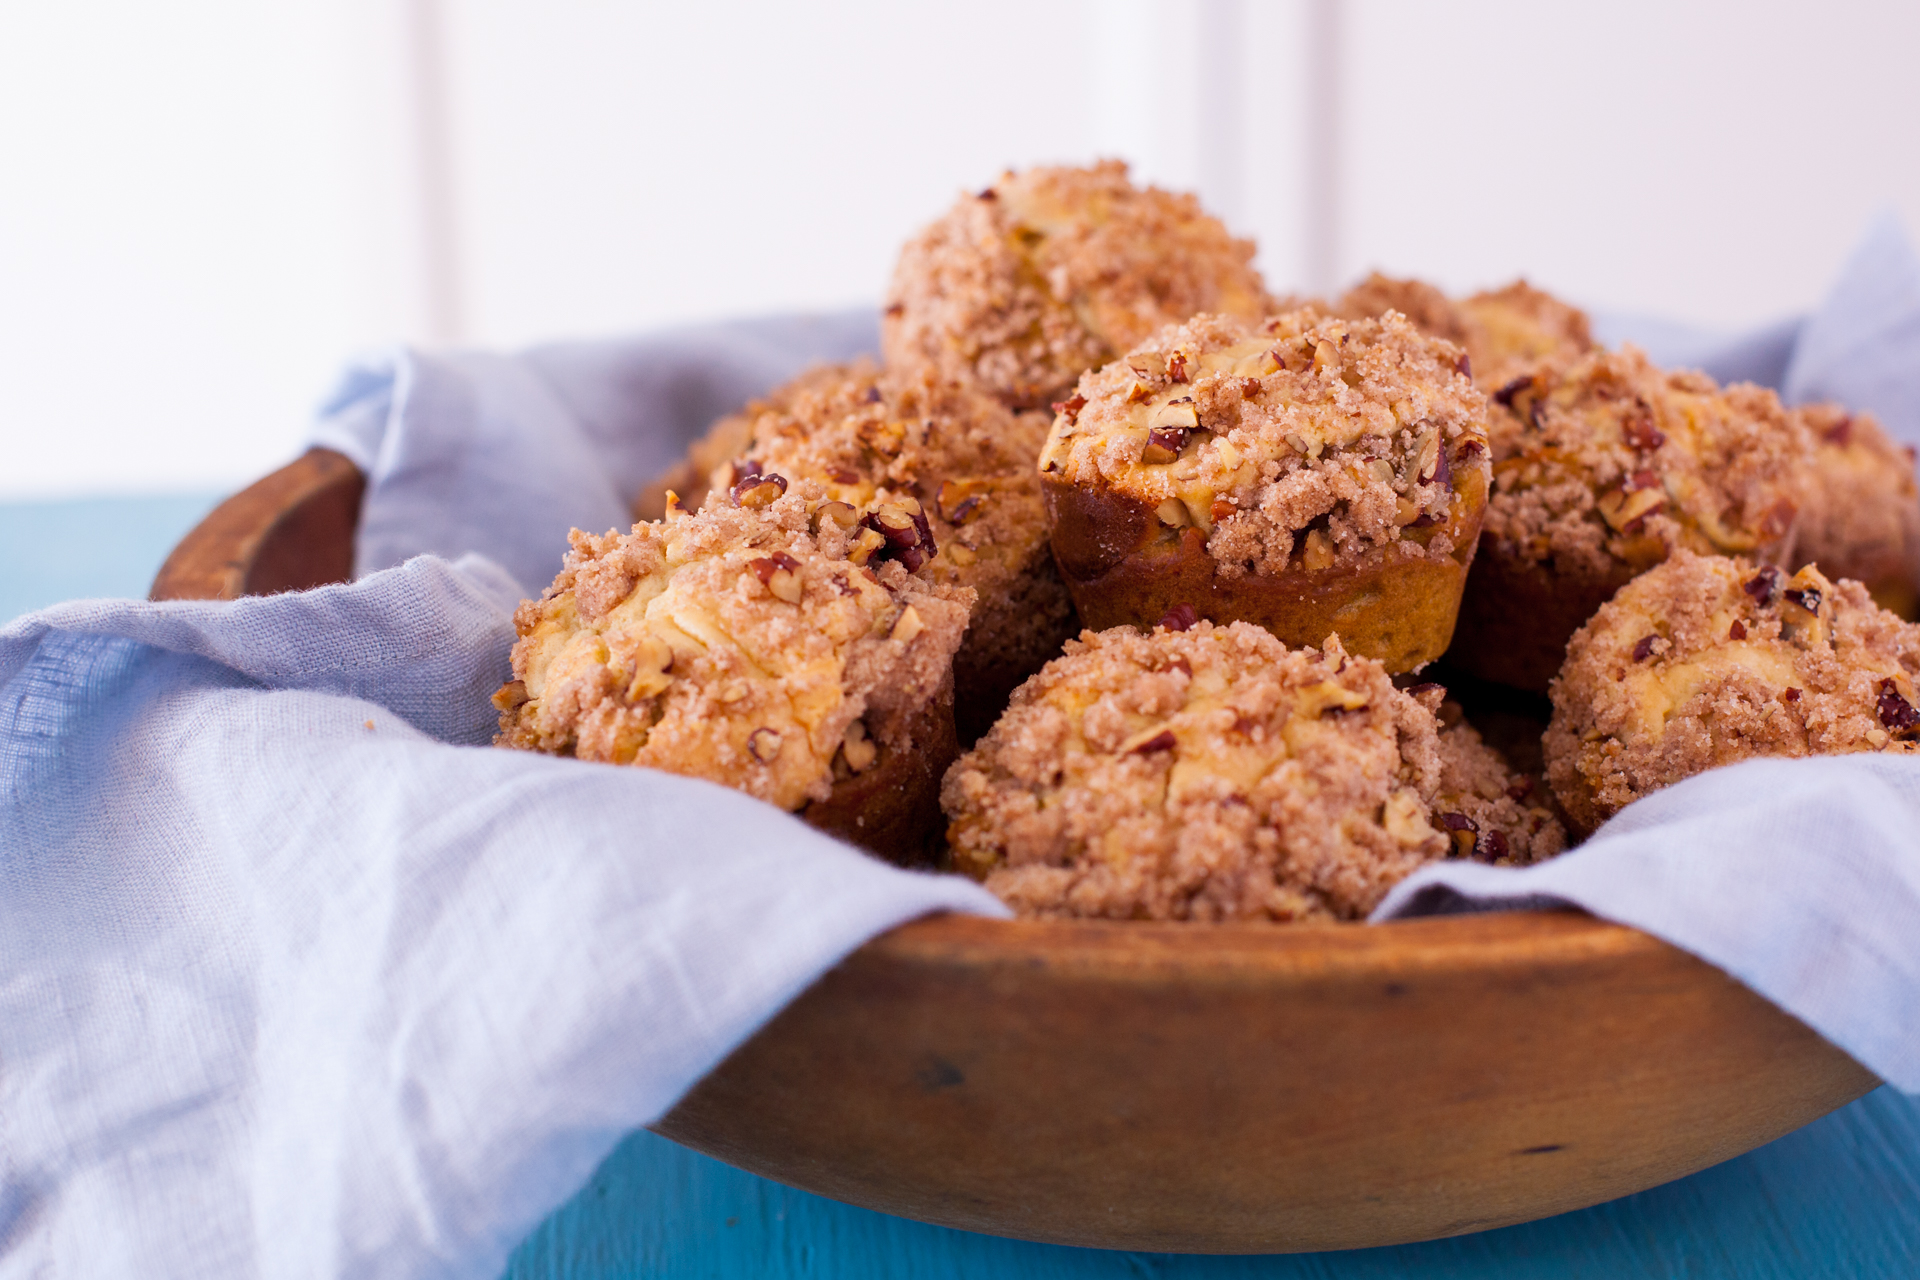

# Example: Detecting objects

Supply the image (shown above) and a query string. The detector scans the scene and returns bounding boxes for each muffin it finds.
[691,360,1077,741]
[883,160,1273,410]
[1544,551,1920,834]
[1458,280,1595,392]
[941,619,1555,922]
[1431,712,1567,866]
[1037,309,1492,672]
[1448,347,1814,693]
[494,483,975,861]
[630,367,847,521]
[1793,402,1920,618]
[1336,274,1594,458]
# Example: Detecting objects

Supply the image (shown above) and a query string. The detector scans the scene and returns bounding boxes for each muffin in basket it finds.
[1792,402,1920,618]
[1335,273,1594,457]
[883,160,1273,410]
[1447,347,1814,693]
[940,617,1561,922]
[690,360,1077,740]
[493,482,974,862]
[1544,551,1920,834]
[1037,308,1491,672]
[1335,274,1593,388]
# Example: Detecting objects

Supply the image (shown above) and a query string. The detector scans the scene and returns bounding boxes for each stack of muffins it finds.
[493,160,1920,924]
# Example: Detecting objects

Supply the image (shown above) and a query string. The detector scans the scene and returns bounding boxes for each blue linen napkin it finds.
[6,220,1920,1279]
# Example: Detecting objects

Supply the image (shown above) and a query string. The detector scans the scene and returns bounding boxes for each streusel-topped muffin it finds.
[693,361,1077,739]
[1545,551,1920,833]
[1448,347,1815,692]
[1793,402,1920,618]
[495,482,974,860]
[883,160,1272,410]
[1038,309,1491,671]
[942,618,1557,921]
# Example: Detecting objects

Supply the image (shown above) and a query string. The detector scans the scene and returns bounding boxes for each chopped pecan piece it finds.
[1052,393,1086,424]
[1729,619,1747,641]
[731,471,788,508]
[1877,680,1920,737]
[1622,408,1666,452]
[1437,811,1478,858]
[1632,633,1659,662]
[1167,351,1190,383]
[1158,603,1199,632]
[748,727,782,763]
[1128,729,1177,755]
[1481,830,1511,861]
[491,680,529,712]
[1744,566,1783,605]
[1142,426,1190,464]
[860,498,937,572]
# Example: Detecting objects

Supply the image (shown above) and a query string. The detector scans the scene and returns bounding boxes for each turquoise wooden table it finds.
[6,495,1917,1279]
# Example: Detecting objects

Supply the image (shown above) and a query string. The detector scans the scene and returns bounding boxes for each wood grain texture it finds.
[509,1087,1920,1278]
[654,911,1876,1253]
[153,454,1880,1255]
[149,447,363,601]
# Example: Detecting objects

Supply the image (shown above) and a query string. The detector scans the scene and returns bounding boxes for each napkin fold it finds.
[6,216,1920,1280]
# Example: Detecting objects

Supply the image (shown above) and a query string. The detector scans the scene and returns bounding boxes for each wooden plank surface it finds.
[506,1086,1920,1279]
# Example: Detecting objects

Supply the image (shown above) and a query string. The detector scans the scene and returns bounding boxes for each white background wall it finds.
[3,0,1917,498]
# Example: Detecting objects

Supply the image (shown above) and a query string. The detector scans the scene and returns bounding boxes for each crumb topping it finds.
[882,160,1272,409]
[941,623,1547,922]
[1793,402,1920,614]
[1545,550,1920,831]
[699,360,1076,711]
[1482,347,1812,586]
[496,485,973,811]
[1433,718,1566,865]
[1039,309,1490,578]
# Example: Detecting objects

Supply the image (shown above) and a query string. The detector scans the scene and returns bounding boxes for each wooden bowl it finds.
[154,449,1880,1254]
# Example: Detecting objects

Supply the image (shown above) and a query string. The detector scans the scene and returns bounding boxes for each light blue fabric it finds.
[0,557,1003,1279]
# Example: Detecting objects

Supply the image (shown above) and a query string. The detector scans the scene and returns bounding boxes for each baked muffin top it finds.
[1545,551,1920,832]
[1794,402,1920,614]
[941,619,1534,921]
[882,160,1271,409]
[1038,309,1490,578]
[1484,347,1813,583]
[1335,275,1592,388]
[702,360,1050,588]
[495,486,972,811]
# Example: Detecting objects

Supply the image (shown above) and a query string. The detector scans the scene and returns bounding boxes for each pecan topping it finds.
[1437,811,1478,858]
[1744,566,1783,605]
[1167,351,1190,383]
[1822,415,1854,446]
[1632,634,1659,662]
[1482,830,1511,861]
[1493,375,1532,407]
[1210,498,1235,524]
[1128,729,1177,755]
[883,302,904,317]
[731,470,788,508]
[1506,777,1535,803]
[1622,408,1666,452]
[1597,482,1666,534]
[1158,603,1199,632]
[1052,393,1086,424]
[1239,377,1262,398]
[748,552,804,603]
[1877,680,1920,737]
[889,605,926,643]
[828,467,861,484]
[1421,441,1453,489]
[860,498,937,572]
[1454,352,1472,378]
[812,500,859,533]
[1142,426,1190,464]
[1783,587,1822,613]
[1782,687,1802,704]
[748,727,782,763]
[948,495,986,525]
[1729,619,1747,641]
[491,680,529,712]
